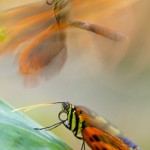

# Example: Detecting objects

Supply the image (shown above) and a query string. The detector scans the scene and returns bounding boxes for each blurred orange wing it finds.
[0,1,66,75]
[0,0,138,75]
[72,0,138,20]
[0,2,54,52]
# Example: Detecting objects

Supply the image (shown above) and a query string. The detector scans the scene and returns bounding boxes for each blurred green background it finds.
[0,0,149,149]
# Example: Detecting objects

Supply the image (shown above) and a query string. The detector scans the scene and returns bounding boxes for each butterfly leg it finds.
[73,133,86,150]
[34,121,64,130]
[81,140,85,150]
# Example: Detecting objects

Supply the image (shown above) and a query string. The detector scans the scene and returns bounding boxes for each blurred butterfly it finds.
[14,101,141,150]
[0,0,139,79]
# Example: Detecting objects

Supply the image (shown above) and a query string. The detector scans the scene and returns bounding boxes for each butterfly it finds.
[0,0,135,78]
[14,101,141,150]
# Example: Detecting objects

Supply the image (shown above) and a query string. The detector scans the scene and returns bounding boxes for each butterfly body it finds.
[14,101,141,150]
[50,102,140,150]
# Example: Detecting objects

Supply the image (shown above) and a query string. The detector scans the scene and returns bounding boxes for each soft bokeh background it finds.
[0,0,149,149]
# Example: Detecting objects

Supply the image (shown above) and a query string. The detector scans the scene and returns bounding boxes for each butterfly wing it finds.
[70,0,138,41]
[72,0,138,20]
[76,106,122,137]
[0,2,53,53]
[118,136,141,150]
[76,106,140,150]
[19,23,66,74]
[82,126,129,150]
[0,0,139,75]
[0,1,67,75]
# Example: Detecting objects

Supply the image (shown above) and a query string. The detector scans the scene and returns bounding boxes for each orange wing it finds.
[76,106,122,137]
[82,126,129,150]
[18,23,66,74]
[72,0,138,20]
[0,0,138,76]
[0,2,53,53]
[76,106,140,150]
[0,1,67,75]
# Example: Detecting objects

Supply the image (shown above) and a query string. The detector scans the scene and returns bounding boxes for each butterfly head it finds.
[58,102,76,129]
[61,101,71,111]
[59,102,73,117]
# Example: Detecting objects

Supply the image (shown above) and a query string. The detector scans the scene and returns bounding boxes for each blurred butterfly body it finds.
[0,0,129,77]
[15,101,141,150]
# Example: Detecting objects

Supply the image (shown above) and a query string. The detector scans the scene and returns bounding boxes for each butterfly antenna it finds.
[12,102,63,112]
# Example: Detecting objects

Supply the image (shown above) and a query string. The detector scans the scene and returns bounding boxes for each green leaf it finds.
[0,99,72,150]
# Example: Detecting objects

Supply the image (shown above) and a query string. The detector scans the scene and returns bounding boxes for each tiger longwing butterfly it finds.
[13,101,141,150]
